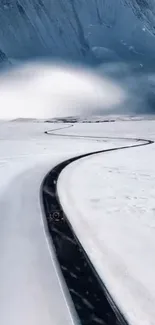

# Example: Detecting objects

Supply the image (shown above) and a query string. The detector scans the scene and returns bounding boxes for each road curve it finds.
[42,125,154,325]
[45,124,154,146]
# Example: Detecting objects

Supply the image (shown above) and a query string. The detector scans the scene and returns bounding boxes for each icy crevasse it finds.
[0,0,155,62]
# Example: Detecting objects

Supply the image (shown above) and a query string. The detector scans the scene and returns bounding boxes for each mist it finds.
[98,61,155,115]
[1,0,155,118]
[0,62,126,120]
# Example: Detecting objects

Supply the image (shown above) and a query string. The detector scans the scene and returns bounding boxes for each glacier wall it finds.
[0,0,155,63]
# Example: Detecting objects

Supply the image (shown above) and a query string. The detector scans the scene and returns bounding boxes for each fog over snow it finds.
[0,62,125,119]
[1,1,155,118]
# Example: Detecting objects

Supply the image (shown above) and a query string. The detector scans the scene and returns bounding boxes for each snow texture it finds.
[0,118,155,325]
[58,120,155,325]
[0,120,126,325]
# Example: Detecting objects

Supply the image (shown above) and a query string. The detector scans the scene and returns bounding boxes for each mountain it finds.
[125,0,155,35]
[0,0,155,63]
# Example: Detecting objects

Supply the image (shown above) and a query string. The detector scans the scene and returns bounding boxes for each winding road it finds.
[0,120,154,325]
[43,124,154,325]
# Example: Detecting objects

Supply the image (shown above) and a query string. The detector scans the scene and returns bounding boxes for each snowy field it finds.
[58,120,155,325]
[0,119,130,325]
[0,118,155,325]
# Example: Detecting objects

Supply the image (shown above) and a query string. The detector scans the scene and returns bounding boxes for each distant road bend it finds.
[42,125,153,325]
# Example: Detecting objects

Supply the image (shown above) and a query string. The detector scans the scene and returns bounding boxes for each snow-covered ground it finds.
[0,120,129,325]
[0,118,155,325]
[58,120,155,325]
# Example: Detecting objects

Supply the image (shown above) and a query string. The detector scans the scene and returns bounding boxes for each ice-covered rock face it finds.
[126,0,155,35]
[0,49,7,62]
[0,0,155,63]
[0,48,10,68]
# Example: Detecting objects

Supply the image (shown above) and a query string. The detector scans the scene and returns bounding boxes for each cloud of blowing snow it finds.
[0,62,125,120]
